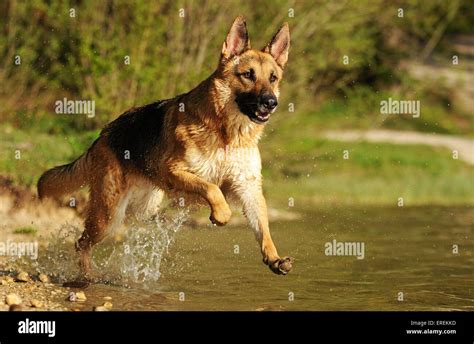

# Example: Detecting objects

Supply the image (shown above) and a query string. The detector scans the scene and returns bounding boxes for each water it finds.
[13,206,474,310]
[27,209,189,289]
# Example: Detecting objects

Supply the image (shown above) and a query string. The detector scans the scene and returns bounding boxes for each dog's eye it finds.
[269,74,277,83]
[241,70,254,80]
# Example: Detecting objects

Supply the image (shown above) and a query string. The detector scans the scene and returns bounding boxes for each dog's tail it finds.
[37,153,90,200]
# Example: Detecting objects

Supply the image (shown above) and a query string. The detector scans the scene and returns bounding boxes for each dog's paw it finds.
[268,256,294,275]
[209,204,232,226]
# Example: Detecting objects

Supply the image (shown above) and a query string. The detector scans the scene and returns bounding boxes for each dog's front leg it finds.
[236,181,293,275]
[168,170,231,225]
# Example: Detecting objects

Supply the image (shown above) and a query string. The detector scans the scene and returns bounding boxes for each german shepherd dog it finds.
[38,16,293,283]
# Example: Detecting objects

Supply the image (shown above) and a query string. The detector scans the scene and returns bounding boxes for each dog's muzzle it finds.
[235,92,278,124]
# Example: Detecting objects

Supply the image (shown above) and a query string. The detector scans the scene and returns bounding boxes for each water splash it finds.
[41,224,82,280]
[9,210,188,288]
[94,210,188,288]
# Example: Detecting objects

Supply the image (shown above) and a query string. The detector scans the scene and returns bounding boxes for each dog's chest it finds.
[185,145,261,185]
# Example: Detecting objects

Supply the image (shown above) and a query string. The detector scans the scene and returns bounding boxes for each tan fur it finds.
[38,16,293,280]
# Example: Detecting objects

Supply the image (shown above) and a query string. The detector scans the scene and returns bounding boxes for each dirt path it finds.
[323,130,474,165]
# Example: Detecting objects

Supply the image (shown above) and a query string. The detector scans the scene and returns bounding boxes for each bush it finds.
[0,0,470,132]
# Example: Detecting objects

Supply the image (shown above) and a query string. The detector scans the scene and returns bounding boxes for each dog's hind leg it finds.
[71,168,127,285]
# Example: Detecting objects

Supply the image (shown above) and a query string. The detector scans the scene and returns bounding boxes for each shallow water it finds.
[20,206,474,310]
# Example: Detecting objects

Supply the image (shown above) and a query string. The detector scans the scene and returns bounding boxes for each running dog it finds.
[38,16,293,282]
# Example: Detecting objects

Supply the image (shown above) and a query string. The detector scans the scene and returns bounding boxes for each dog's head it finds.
[217,16,290,125]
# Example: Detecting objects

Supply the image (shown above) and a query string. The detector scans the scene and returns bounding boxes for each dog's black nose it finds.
[260,95,278,110]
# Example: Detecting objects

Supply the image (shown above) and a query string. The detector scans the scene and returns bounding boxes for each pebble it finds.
[103,301,113,309]
[16,271,30,282]
[9,304,24,311]
[38,273,50,283]
[67,291,87,302]
[6,294,22,306]
[76,291,87,302]
[103,296,112,301]
[93,306,109,312]
[31,299,44,308]
[1,276,14,284]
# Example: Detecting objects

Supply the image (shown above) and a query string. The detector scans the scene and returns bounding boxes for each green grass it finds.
[0,123,99,186]
[272,82,473,138]
[13,226,37,235]
[262,141,473,206]
[261,118,473,206]
[257,83,473,206]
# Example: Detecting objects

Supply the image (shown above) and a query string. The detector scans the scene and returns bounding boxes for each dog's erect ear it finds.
[263,23,290,69]
[221,16,250,60]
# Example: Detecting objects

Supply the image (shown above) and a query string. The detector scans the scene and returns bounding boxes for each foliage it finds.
[0,0,470,131]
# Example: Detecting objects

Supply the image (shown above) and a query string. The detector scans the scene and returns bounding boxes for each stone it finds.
[16,271,30,282]
[38,273,50,283]
[103,301,113,309]
[93,306,109,312]
[75,291,87,302]
[67,291,87,302]
[6,294,22,305]
[30,299,44,308]
[9,304,24,311]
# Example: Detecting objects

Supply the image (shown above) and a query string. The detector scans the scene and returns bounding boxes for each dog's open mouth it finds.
[249,110,271,124]
[235,93,273,125]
